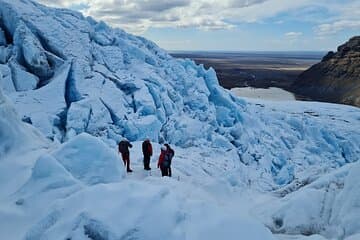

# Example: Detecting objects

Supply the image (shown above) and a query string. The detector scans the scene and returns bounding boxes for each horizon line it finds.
[168,50,328,53]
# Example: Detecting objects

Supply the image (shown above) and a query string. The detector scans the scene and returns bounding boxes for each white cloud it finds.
[80,0,238,33]
[314,1,360,36]
[36,0,360,36]
[36,0,314,33]
[285,32,303,38]
[316,20,360,35]
[37,0,85,8]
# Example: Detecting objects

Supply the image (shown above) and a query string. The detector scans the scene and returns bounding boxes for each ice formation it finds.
[0,0,359,239]
[0,0,358,187]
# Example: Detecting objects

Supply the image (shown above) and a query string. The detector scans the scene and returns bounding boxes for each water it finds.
[231,87,296,101]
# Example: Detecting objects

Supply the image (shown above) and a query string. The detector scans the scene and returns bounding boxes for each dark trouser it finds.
[121,152,131,171]
[160,165,171,177]
[143,155,151,170]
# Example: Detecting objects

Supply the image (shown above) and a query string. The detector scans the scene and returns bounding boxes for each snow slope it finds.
[0,0,359,239]
[257,161,360,239]
[0,98,275,239]
[0,0,359,187]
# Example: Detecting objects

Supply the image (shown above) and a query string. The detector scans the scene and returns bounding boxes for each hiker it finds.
[157,144,175,177]
[164,144,174,177]
[142,138,153,170]
[118,138,133,172]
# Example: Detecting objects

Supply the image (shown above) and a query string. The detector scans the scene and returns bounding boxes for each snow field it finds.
[0,0,359,239]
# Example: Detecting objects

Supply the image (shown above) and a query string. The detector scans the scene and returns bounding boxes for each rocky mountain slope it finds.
[293,36,360,107]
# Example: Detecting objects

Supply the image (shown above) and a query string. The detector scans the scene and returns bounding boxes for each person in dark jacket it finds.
[157,144,174,177]
[164,143,174,177]
[118,138,133,172]
[142,138,153,170]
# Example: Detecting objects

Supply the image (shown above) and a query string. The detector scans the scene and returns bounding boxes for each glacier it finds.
[0,0,359,239]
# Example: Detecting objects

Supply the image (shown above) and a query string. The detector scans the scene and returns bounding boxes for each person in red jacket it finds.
[142,138,153,170]
[158,144,174,177]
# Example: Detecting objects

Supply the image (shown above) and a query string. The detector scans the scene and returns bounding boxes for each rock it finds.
[15,198,24,205]
[322,51,335,62]
[293,36,360,107]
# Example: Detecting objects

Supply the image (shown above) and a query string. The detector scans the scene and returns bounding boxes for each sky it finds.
[38,0,360,51]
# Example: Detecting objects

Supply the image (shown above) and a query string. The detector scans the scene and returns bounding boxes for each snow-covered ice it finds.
[0,0,358,187]
[256,161,360,239]
[53,133,125,185]
[0,0,359,239]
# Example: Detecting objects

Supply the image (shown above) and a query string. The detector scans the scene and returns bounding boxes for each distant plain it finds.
[171,51,325,99]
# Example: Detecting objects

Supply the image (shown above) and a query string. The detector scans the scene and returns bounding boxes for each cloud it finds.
[285,32,303,38]
[37,0,360,36]
[314,1,360,36]
[228,0,267,8]
[37,0,309,33]
[136,0,191,12]
[37,0,86,8]
[316,20,360,35]
[74,0,241,33]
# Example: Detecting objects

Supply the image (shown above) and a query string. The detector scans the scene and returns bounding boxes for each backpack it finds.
[118,141,127,153]
[163,149,174,167]
[142,141,152,156]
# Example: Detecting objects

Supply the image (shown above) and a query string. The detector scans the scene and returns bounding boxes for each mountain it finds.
[293,36,360,107]
[0,0,360,239]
